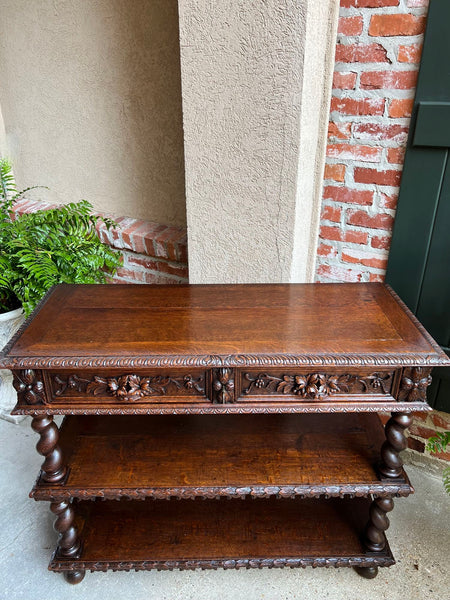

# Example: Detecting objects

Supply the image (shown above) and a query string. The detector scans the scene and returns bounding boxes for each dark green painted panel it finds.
[386,0,450,412]
[385,148,447,312]
[428,361,450,413]
[417,157,450,346]
[413,102,450,147]
[412,1,450,103]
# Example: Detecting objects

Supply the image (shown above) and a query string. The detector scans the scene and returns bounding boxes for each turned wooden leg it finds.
[50,500,84,584]
[31,415,67,483]
[379,412,412,479]
[50,500,82,558]
[363,496,394,552]
[355,566,378,579]
[64,571,85,584]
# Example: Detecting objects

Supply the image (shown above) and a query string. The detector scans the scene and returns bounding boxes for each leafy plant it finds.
[0,158,122,316]
[426,431,450,494]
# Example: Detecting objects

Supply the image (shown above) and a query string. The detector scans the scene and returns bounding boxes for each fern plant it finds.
[426,431,450,494]
[0,158,122,316]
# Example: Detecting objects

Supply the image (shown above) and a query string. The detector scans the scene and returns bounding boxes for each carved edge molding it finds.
[3,352,450,369]
[31,483,413,502]
[385,285,449,363]
[49,555,395,573]
[0,286,56,365]
[13,402,432,416]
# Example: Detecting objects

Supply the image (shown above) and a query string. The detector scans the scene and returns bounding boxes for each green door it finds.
[386,0,450,412]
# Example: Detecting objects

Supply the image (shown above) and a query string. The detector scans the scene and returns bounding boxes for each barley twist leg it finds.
[31,416,67,483]
[379,412,412,479]
[50,500,85,584]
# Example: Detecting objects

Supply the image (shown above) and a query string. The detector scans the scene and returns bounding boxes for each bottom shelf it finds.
[49,498,395,572]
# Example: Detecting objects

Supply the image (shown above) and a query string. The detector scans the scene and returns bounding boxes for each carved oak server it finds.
[1,283,448,584]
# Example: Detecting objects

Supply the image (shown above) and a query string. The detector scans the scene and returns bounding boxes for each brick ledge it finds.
[12,199,188,285]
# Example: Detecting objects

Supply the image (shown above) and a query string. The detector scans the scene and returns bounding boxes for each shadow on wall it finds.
[0,0,186,226]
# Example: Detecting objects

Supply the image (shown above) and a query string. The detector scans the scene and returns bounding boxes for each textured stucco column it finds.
[0,0,186,225]
[179,0,339,283]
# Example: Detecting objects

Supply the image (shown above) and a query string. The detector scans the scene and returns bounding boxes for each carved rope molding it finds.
[243,372,393,400]
[31,482,413,502]
[13,402,430,416]
[4,352,449,370]
[51,373,205,402]
[49,555,395,573]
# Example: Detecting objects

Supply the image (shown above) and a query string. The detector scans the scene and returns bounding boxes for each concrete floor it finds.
[1,417,449,600]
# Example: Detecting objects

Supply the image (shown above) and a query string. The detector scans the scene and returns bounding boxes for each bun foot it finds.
[355,566,378,579]
[64,570,85,584]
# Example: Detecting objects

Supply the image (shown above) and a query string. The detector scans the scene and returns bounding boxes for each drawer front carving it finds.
[45,370,207,404]
[239,370,395,401]
[13,367,430,410]
[13,369,46,405]
[211,368,236,404]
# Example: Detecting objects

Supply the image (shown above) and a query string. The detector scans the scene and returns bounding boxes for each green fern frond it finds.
[0,158,16,200]
[426,431,450,495]
[426,431,450,455]
[0,160,122,316]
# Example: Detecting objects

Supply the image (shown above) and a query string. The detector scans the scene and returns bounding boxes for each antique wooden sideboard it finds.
[1,283,448,584]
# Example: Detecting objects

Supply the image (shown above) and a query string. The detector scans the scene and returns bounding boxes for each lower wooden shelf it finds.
[49,497,394,573]
[32,413,412,500]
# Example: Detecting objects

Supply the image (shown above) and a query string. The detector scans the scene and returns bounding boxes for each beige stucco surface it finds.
[0,0,186,226]
[291,0,339,282]
[180,0,338,283]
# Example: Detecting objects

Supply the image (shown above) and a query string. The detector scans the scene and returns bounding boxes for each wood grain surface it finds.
[32,413,412,500]
[49,497,395,571]
[1,283,448,368]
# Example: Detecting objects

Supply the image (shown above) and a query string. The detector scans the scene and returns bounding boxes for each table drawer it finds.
[236,369,397,402]
[12,369,208,408]
[12,366,429,412]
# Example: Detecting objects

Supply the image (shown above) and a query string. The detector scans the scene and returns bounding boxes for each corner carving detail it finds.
[398,367,432,402]
[212,368,235,403]
[13,369,46,405]
[243,372,392,400]
[52,373,205,402]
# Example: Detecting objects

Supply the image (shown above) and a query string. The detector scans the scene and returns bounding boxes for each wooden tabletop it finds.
[1,283,447,369]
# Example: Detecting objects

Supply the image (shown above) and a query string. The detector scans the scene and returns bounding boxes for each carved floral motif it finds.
[13,369,46,404]
[398,367,432,402]
[212,368,235,403]
[52,373,205,401]
[243,372,392,400]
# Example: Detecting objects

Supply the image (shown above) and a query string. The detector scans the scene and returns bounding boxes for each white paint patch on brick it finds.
[315,0,428,283]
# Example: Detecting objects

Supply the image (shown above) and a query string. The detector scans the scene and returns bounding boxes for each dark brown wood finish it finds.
[1,283,448,369]
[49,498,395,573]
[31,413,413,501]
[1,283,448,584]
[31,415,67,483]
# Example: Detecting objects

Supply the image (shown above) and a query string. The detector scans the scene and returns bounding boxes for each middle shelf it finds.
[32,413,413,501]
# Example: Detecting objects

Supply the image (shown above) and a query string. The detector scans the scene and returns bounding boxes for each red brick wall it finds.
[97,216,188,285]
[12,199,188,285]
[316,0,428,283]
[317,0,450,467]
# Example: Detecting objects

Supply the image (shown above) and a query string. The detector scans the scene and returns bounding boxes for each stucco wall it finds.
[0,0,186,226]
[179,0,339,283]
